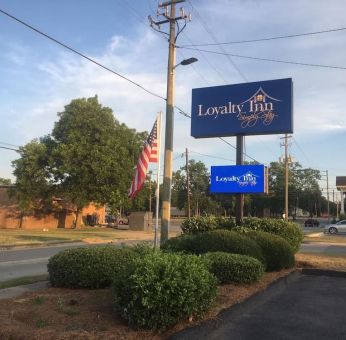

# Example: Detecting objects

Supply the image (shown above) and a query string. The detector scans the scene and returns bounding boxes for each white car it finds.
[324,220,346,234]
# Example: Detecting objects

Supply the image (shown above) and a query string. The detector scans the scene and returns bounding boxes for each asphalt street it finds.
[0,243,89,281]
[171,272,346,340]
[1,226,346,282]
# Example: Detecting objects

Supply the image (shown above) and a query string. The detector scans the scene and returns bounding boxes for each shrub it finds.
[240,218,303,252]
[181,215,218,234]
[48,246,139,288]
[181,215,237,235]
[112,252,217,330]
[245,231,295,271]
[202,252,264,283]
[215,216,237,231]
[161,230,265,265]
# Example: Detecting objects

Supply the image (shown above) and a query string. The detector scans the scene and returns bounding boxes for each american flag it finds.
[129,119,158,199]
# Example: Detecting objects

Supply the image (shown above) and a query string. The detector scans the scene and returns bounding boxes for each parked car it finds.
[304,218,320,227]
[324,220,346,234]
[105,215,129,227]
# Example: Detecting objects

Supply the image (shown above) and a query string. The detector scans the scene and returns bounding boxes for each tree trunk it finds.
[19,211,24,229]
[74,208,83,228]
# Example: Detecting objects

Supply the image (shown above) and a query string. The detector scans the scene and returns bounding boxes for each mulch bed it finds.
[0,269,293,340]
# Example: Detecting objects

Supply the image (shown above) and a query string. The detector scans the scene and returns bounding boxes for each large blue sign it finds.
[210,165,267,194]
[191,78,293,138]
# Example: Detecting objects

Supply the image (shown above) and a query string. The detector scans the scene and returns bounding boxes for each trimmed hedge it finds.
[48,246,139,288]
[181,216,303,253]
[239,218,303,252]
[181,216,236,235]
[245,231,295,271]
[202,252,264,283]
[161,230,265,265]
[181,215,218,234]
[112,252,217,330]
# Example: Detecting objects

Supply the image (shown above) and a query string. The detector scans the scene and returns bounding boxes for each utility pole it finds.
[280,134,292,221]
[150,0,190,244]
[185,148,191,218]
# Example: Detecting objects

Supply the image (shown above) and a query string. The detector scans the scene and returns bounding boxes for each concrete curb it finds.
[0,281,49,300]
[170,270,301,340]
[301,268,346,278]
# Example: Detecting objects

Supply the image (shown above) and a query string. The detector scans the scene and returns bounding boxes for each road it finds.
[0,243,92,281]
[0,222,183,282]
[1,222,345,282]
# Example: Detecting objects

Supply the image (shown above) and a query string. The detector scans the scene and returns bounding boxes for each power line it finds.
[187,0,248,82]
[0,8,166,101]
[218,137,260,164]
[181,31,228,84]
[189,150,235,162]
[178,46,346,70]
[0,145,19,152]
[0,141,20,148]
[179,26,346,47]
[292,137,312,164]
[0,7,261,163]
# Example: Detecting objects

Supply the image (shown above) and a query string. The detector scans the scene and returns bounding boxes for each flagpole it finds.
[154,111,162,249]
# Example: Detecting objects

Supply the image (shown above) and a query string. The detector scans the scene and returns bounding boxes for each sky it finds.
[0,0,345,200]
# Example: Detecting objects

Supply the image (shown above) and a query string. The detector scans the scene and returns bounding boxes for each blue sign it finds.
[210,165,267,194]
[191,78,293,138]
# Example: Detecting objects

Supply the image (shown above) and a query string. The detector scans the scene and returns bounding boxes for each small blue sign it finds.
[191,78,293,138]
[210,165,267,194]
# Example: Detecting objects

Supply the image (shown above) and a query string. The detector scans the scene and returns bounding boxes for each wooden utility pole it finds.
[150,0,190,244]
[185,148,191,218]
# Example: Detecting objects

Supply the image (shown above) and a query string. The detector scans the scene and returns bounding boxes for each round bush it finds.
[161,230,265,265]
[202,252,264,284]
[48,246,139,288]
[245,231,295,271]
[241,218,303,252]
[112,252,217,330]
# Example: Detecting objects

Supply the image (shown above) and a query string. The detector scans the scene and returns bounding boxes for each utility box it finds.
[128,212,152,231]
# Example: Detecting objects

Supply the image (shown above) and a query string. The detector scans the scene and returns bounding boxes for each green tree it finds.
[265,161,322,217]
[0,178,12,185]
[13,96,146,227]
[172,160,219,215]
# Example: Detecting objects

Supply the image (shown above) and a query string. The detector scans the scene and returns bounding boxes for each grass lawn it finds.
[0,227,168,248]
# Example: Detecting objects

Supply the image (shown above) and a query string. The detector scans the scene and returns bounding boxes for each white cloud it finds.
[1,0,346,180]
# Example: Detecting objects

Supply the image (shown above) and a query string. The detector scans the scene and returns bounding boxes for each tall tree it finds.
[13,96,146,227]
[172,160,219,215]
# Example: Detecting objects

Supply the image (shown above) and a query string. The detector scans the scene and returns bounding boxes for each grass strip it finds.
[0,274,48,289]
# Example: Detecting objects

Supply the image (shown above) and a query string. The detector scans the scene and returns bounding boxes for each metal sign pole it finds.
[236,135,244,224]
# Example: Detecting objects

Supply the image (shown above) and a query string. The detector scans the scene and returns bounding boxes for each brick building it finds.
[0,186,105,229]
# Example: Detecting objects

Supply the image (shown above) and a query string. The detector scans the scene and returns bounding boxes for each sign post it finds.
[236,135,244,224]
